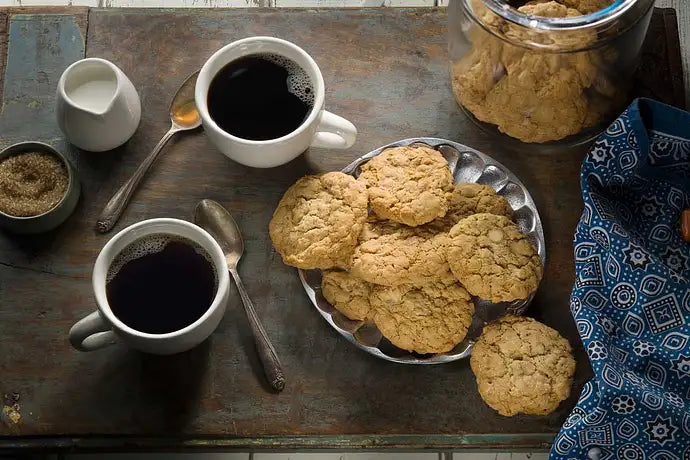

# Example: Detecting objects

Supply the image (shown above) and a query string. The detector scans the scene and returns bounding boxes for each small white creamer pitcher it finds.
[56,58,141,152]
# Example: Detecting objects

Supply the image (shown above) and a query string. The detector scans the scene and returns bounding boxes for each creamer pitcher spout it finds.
[56,58,141,152]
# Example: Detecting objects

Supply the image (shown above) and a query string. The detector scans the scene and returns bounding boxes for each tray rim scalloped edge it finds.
[299,137,546,365]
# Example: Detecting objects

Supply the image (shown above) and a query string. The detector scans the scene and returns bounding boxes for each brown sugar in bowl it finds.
[0,142,80,234]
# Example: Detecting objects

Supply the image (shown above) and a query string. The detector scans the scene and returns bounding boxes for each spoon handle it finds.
[96,126,179,233]
[229,269,285,392]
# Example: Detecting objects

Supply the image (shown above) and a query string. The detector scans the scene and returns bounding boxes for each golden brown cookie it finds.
[321,270,373,321]
[432,183,513,230]
[358,145,453,226]
[351,218,450,287]
[470,315,576,416]
[370,275,475,354]
[447,213,542,302]
[269,172,368,269]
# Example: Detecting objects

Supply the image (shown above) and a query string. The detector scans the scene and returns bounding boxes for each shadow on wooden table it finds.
[65,340,212,434]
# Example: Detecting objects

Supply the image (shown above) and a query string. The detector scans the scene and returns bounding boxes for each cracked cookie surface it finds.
[351,217,450,287]
[269,172,368,269]
[321,270,373,321]
[470,315,576,416]
[447,213,542,302]
[432,183,513,230]
[358,145,453,226]
[371,275,475,354]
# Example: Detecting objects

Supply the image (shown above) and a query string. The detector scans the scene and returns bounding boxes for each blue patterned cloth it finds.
[550,99,690,460]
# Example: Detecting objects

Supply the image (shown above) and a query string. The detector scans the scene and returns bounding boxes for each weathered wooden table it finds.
[0,6,686,452]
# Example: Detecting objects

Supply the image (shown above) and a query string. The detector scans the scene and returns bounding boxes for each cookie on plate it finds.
[370,275,475,354]
[429,183,513,231]
[446,183,512,224]
[321,270,373,321]
[269,172,368,269]
[351,217,450,287]
[447,213,542,302]
[358,145,453,226]
[470,315,576,416]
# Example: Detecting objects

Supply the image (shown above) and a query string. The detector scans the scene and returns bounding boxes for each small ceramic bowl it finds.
[0,142,80,234]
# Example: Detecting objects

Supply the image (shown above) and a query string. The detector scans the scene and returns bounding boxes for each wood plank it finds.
[0,10,7,111]
[0,5,685,452]
[635,8,686,108]
[0,8,588,447]
[0,5,88,15]
[0,8,87,149]
[16,0,99,5]
[0,434,556,451]
[276,1,435,7]
[0,0,433,5]
[0,0,268,5]
[101,0,270,7]
[657,0,690,108]
[0,7,86,439]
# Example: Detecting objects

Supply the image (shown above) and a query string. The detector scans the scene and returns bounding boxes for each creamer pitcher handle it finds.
[69,311,118,351]
[310,110,357,149]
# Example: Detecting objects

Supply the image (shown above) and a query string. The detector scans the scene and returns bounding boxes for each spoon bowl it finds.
[194,199,285,392]
[170,75,202,128]
[194,199,244,268]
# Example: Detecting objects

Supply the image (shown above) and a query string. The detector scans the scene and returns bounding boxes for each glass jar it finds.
[448,0,655,145]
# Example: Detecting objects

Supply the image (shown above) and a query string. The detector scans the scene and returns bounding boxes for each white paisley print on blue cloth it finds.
[550,99,690,460]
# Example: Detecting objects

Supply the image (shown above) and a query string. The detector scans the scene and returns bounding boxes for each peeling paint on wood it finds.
[1,392,22,427]
[0,11,86,148]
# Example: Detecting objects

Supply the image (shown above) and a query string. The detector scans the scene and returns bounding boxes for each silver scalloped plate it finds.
[299,138,546,364]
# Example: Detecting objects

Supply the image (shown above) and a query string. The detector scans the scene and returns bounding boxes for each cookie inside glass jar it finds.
[448,0,655,144]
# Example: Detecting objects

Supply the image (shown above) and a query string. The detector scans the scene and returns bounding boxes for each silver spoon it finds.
[195,199,286,392]
[96,71,201,233]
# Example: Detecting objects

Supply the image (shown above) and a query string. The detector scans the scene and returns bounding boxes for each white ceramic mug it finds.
[195,37,357,168]
[68,218,230,355]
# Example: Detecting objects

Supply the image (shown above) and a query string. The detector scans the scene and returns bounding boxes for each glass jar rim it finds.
[473,0,638,31]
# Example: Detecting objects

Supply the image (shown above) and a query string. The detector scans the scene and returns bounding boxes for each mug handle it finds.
[310,110,357,149]
[69,311,119,351]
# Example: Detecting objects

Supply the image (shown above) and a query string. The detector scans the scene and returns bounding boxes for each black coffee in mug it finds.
[106,234,217,334]
[207,53,314,141]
